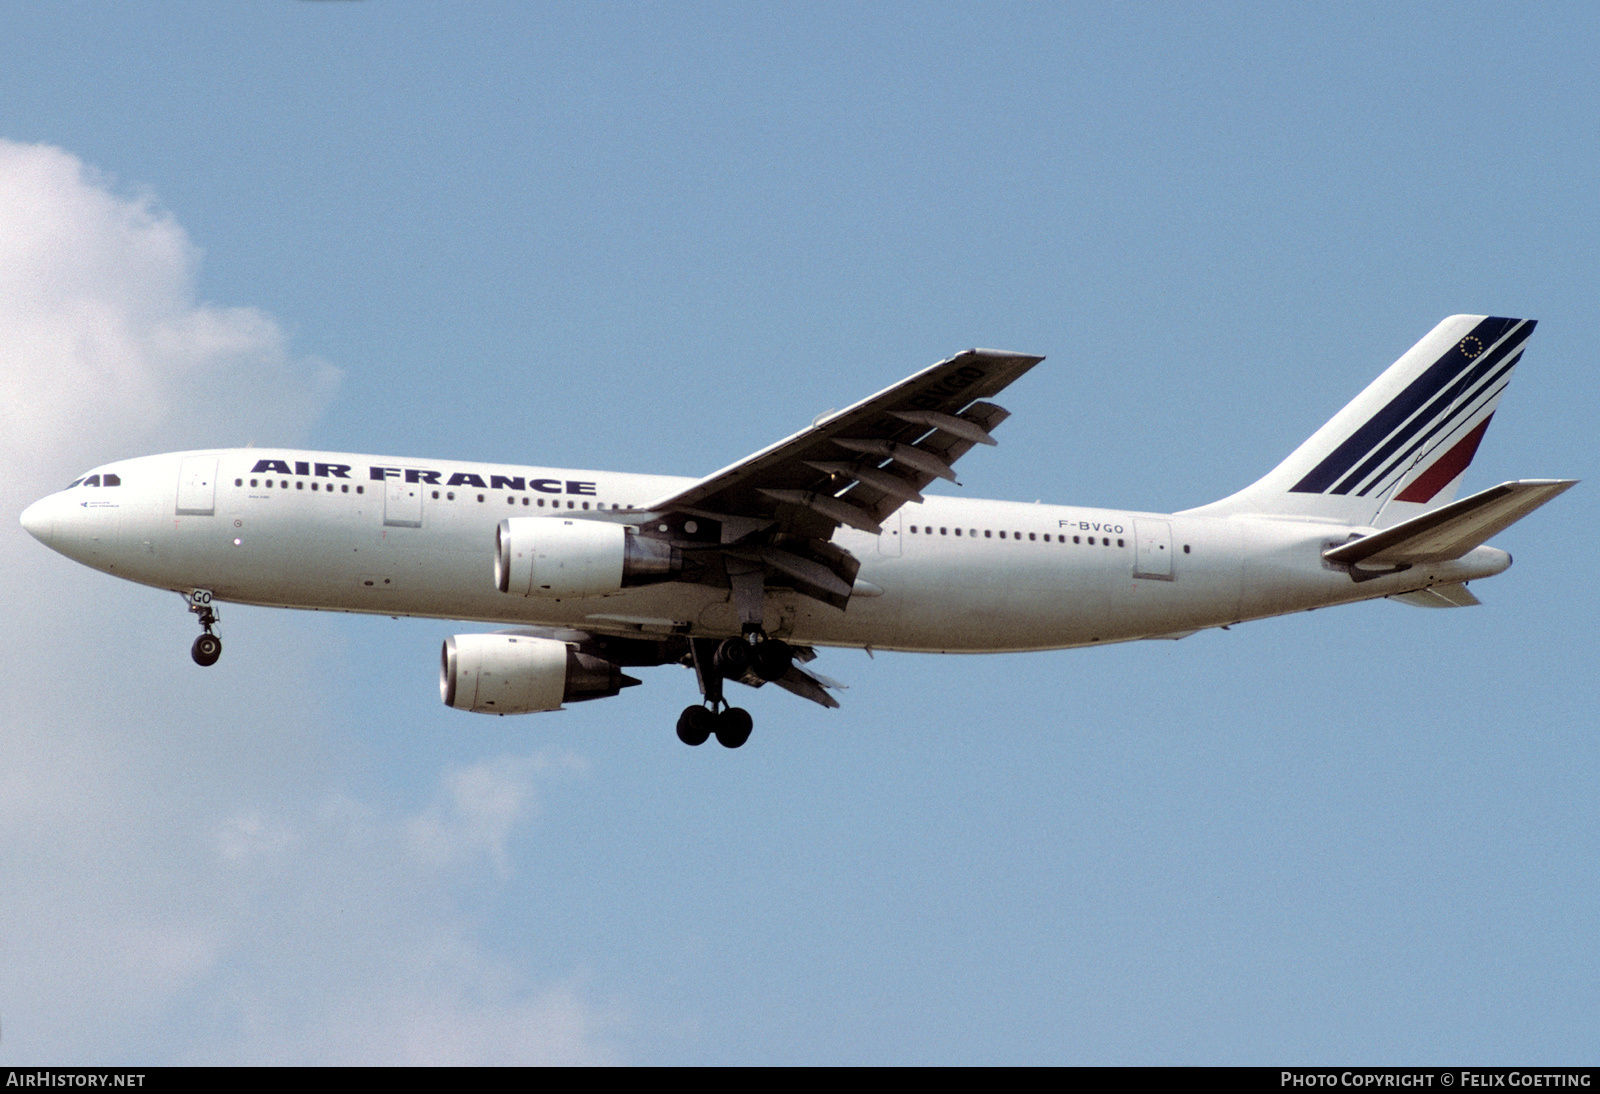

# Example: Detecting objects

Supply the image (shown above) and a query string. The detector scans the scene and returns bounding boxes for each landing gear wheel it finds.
[714,707,754,749]
[191,632,222,667]
[753,639,793,682]
[676,705,716,746]
[713,637,754,678]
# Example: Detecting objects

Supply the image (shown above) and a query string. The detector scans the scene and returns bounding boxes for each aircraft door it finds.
[1132,519,1174,580]
[877,511,902,556]
[384,474,423,528]
[176,456,218,515]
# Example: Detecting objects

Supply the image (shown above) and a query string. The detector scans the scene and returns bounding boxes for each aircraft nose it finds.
[20,496,55,546]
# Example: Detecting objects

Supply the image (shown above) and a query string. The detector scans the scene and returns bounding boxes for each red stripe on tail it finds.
[1394,415,1494,504]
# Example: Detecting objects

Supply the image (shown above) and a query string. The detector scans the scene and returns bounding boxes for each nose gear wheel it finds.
[186,589,222,667]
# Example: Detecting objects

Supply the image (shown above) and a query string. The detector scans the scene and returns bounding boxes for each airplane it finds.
[19,314,1575,750]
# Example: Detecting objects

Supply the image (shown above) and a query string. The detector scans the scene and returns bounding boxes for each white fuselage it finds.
[22,448,1512,652]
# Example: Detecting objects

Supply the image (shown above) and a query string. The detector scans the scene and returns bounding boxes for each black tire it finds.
[714,707,753,749]
[753,639,793,682]
[676,705,715,746]
[191,633,222,667]
[713,637,754,678]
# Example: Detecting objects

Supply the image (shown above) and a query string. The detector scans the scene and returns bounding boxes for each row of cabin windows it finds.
[428,493,626,510]
[235,477,628,510]
[224,479,1186,550]
[240,478,363,493]
[904,526,1193,554]
[909,524,1127,548]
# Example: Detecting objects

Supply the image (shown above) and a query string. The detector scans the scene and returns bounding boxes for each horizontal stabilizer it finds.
[1324,479,1576,568]
[1388,583,1482,608]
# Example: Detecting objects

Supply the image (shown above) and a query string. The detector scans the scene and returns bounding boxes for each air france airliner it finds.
[20,315,1574,749]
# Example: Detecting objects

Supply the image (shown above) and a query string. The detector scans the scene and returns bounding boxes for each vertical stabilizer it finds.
[1182,316,1536,526]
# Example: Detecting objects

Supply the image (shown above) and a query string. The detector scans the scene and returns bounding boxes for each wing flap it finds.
[772,663,844,709]
[1324,479,1576,568]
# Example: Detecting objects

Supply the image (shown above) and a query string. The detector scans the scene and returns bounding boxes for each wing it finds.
[646,348,1042,530]
[635,348,1043,607]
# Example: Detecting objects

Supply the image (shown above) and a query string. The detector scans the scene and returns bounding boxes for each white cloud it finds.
[407,750,589,878]
[0,141,622,1064]
[0,140,339,484]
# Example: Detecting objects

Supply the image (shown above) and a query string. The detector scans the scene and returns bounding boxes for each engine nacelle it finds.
[440,633,638,714]
[495,517,678,598]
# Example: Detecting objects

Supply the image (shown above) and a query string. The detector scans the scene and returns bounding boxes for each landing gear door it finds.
[1133,519,1173,580]
[176,456,218,516]
[384,474,423,528]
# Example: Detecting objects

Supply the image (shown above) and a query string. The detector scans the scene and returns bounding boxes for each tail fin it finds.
[1184,315,1537,526]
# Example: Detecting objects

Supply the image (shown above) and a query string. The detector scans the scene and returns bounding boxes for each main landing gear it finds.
[186,589,222,667]
[676,703,753,749]
[679,634,794,749]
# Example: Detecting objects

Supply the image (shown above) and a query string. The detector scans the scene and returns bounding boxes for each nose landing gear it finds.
[186,589,222,667]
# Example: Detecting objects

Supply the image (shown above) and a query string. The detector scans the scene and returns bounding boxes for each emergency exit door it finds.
[1132,519,1174,580]
[176,456,217,516]
[384,474,423,528]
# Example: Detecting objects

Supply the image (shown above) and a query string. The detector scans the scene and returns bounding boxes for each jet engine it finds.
[494,517,679,598]
[441,633,640,714]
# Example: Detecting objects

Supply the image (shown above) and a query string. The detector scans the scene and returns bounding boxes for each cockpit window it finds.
[66,478,85,489]
[83,475,100,487]
[102,473,120,486]
[66,472,120,489]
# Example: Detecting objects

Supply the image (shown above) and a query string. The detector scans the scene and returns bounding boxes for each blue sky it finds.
[1,3,1595,1063]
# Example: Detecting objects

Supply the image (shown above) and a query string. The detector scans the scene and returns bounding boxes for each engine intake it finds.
[495,517,679,598]
[441,633,640,714]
